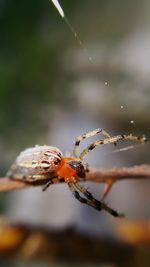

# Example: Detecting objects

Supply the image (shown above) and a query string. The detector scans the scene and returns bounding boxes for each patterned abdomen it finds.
[7,145,63,182]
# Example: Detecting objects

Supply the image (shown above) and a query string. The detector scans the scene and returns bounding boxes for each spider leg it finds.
[73,128,112,158]
[80,134,147,159]
[42,180,54,191]
[68,183,89,205]
[69,182,123,217]
[42,176,59,191]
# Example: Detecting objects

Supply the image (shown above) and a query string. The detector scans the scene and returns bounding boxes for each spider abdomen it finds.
[7,145,63,181]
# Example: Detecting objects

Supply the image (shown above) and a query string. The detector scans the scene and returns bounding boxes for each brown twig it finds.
[85,164,150,183]
[0,178,29,192]
[0,164,150,192]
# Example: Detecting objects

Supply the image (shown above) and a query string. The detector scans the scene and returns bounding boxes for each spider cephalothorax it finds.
[67,160,85,176]
[60,159,86,178]
[7,128,146,217]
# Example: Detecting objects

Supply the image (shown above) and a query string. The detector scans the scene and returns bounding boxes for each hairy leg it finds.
[73,128,112,157]
[80,134,147,159]
[68,181,123,217]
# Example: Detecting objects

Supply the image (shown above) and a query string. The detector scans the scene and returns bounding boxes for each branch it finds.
[0,164,150,192]
[85,164,150,182]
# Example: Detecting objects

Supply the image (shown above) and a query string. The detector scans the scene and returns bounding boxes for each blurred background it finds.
[0,0,150,266]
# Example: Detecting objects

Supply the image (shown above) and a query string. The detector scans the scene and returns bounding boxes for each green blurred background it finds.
[0,0,150,265]
[0,0,149,166]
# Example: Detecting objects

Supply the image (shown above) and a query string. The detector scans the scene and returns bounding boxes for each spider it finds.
[7,128,146,217]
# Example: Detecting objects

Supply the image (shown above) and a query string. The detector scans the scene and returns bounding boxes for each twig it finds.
[85,164,150,183]
[0,164,150,192]
[0,178,29,192]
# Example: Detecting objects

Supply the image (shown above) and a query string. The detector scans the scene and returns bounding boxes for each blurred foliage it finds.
[0,218,150,266]
[0,0,148,147]
[0,1,79,147]
[0,0,58,141]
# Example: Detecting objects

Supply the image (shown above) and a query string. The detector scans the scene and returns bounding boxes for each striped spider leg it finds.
[74,128,147,160]
[67,179,124,217]
[73,128,113,158]
[73,129,147,201]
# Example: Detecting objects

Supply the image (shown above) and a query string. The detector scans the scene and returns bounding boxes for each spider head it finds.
[56,157,87,179]
[67,159,86,178]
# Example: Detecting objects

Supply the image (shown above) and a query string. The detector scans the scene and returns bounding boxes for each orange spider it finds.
[7,128,146,217]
